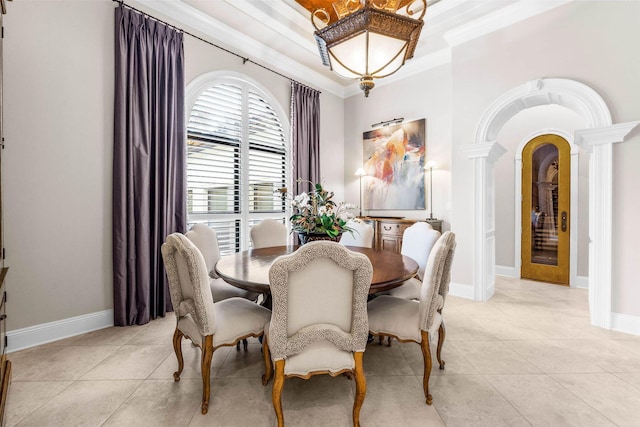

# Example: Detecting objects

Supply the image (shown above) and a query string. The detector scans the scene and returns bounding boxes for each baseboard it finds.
[611,312,640,337]
[7,309,114,353]
[449,282,475,300]
[495,265,517,278]
[574,275,589,289]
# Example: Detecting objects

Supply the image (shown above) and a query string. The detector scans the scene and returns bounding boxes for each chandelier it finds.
[312,0,427,97]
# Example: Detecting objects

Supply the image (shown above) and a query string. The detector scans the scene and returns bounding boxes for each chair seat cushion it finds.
[281,339,355,376]
[384,277,421,300]
[212,297,271,346]
[210,277,258,302]
[368,295,441,342]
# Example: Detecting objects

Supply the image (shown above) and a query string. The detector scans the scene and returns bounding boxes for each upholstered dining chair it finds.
[386,222,440,300]
[261,241,373,427]
[161,233,271,415]
[186,223,260,350]
[339,220,375,248]
[250,218,288,249]
[367,231,456,406]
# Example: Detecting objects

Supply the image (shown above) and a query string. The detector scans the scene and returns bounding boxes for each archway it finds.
[460,78,639,329]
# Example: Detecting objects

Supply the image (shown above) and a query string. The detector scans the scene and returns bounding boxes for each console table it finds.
[360,217,442,253]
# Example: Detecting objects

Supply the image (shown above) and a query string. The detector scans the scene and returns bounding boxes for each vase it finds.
[297,232,342,245]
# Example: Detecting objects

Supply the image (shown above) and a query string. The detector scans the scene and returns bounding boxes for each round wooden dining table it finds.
[214,245,419,295]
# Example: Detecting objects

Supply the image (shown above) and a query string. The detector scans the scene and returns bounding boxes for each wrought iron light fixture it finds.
[312,0,427,97]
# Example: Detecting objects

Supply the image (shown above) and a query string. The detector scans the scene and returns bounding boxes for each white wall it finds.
[343,64,452,225]
[3,0,345,336]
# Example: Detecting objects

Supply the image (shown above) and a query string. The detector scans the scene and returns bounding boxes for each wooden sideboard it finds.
[361,217,442,253]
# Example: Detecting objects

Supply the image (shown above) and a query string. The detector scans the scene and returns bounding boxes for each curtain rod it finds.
[113,0,320,94]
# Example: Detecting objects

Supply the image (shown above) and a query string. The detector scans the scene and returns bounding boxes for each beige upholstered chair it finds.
[339,220,375,248]
[250,219,288,249]
[367,231,456,405]
[186,223,259,302]
[262,241,373,427]
[161,233,271,414]
[386,222,440,300]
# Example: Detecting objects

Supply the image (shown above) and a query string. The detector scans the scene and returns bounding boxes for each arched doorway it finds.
[461,77,639,329]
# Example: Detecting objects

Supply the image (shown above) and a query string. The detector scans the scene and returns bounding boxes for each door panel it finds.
[521,134,570,285]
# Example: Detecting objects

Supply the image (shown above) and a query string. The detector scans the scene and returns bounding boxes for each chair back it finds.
[162,233,216,336]
[418,231,456,332]
[268,241,373,360]
[185,223,221,277]
[401,222,440,280]
[250,219,288,249]
[339,220,374,248]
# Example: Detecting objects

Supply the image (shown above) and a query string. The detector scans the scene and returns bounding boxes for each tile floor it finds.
[6,276,640,426]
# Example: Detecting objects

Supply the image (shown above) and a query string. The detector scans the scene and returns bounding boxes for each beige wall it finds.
[343,64,453,225]
[3,0,344,332]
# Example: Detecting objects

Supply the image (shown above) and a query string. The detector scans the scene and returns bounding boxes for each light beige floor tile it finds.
[558,339,640,372]
[12,345,119,381]
[149,341,232,380]
[16,380,141,427]
[397,340,479,376]
[551,372,640,426]
[4,381,72,426]
[613,372,640,390]
[486,374,615,426]
[362,340,414,376]
[72,324,148,346]
[451,341,542,374]
[273,375,356,427]
[360,375,445,427]
[81,344,173,380]
[441,315,497,342]
[430,374,529,426]
[505,340,604,374]
[103,379,201,427]
[471,316,546,340]
[188,377,274,427]
[215,343,267,378]
[126,315,177,345]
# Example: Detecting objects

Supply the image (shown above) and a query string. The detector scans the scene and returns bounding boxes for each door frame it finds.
[514,129,578,287]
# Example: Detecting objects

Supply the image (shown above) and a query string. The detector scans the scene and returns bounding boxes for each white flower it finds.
[317,206,327,216]
[292,192,309,208]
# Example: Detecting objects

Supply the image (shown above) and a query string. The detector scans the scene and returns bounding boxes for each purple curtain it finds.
[113,6,186,326]
[290,82,320,194]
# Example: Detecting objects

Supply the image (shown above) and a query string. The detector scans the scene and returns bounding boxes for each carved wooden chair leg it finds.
[437,320,446,370]
[201,335,214,414]
[172,328,184,381]
[236,338,249,351]
[352,352,366,427]
[378,336,383,345]
[262,335,273,386]
[420,330,433,405]
[272,359,286,427]
[386,336,392,347]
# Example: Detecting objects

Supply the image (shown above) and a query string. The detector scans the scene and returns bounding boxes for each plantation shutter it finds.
[186,80,288,254]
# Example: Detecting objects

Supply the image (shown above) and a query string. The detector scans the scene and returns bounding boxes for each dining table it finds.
[214,245,419,298]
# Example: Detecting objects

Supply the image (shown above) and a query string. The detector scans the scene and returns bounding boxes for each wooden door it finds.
[521,134,570,285]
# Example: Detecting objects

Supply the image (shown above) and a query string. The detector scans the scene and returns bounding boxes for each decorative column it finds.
[460,141,507,301]
[575,121,639,328]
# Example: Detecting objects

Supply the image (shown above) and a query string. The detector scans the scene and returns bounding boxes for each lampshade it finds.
[354,167,366,176]
[312,0,427,97]
[425,160,438,169]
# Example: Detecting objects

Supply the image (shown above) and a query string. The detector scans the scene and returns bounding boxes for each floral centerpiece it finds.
[283,180,357,244]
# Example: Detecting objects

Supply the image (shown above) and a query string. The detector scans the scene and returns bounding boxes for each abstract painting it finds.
[362,119,425,210]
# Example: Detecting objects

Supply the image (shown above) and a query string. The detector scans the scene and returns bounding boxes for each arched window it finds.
[186,75,289,254]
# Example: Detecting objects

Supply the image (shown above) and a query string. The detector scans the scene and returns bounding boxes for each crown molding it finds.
[135,0,346,97]
[444,0,573,47]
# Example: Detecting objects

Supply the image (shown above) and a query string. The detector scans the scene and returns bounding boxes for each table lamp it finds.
[355,167,366,217]
[425,160,438,220]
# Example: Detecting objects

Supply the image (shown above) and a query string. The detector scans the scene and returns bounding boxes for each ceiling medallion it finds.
[312,0,427,97]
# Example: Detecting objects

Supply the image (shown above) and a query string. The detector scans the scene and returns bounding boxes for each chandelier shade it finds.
[313,0,426,97]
